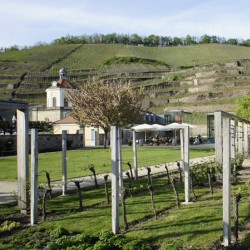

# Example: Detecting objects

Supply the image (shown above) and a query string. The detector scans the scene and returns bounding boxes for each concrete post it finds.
[214,111,223,163]
[243,123,249,157]
[62,130,67,195]
[230,120,236,161]
[17,108,29,212]
[30,129,38,225]
[183,126,190,203]
[180,128,184,169]
[118,128,123,194]
[238,121,243,154]
[222,117,231,246]
[132,130,138,180]
[111,126,119,234]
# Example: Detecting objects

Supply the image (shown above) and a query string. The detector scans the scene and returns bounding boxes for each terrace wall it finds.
[0,134,83,156]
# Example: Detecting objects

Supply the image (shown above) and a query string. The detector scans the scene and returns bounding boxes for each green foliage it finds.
[122,239,152,250]
[46,230,152,250]
[235,94,250,120]
[191,162,222,185]
[29,121,53,133]
[103,56,169,66]
[50,226,69,239]
[0,220,21,234]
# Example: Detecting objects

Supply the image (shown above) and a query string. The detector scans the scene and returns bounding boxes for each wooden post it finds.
[30,129,38,225]
[132,130,138,180]
[62,130,67,195]
[17,108,29,212]
[111,126,119,234]
[223,116,231,246]
[214,111,223,163]
[183,126,190,203]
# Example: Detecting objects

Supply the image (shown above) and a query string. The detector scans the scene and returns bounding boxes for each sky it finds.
[0,0,249,48]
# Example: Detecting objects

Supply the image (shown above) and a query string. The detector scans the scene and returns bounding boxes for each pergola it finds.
[131,123,194,202]
[0,100,29,212]
[214,111,250,246]
[110,123,194,234]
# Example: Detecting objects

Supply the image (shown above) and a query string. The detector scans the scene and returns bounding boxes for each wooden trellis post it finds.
[17,108,29,212]
[243,123,249,156]
[238,121,243,154]
[222,116,231,246]
[132,130,138,180]
[111,126,120,234]
[214,111,223,163]
[183,126,190,203]
[230,119,236,162]
[118,129,123,194]
[30,129,38,225]
[62,130,67,195]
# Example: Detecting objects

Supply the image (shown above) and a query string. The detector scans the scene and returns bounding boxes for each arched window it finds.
[52,97,56,107]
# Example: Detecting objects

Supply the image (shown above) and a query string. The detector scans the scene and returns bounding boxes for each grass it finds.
[0,172,249,249]
[1,43,250,109]
[0,147,214,182]
[117,44,250,67]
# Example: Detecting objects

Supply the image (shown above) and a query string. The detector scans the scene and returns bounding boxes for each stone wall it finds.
[0,134,83,155]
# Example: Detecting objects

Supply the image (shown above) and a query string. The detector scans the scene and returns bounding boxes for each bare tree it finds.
[66,78,145,148]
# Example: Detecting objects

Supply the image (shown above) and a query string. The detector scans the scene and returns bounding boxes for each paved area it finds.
[0,155,215,205]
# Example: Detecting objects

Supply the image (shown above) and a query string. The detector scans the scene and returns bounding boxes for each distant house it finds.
[53,115,81,135]
[53,115,106,147]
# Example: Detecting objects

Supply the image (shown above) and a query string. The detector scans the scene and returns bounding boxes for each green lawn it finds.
[0,147,214,182]
[0,174,249,249]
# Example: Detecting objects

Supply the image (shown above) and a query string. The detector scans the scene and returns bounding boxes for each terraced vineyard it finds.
[1,43,250,122]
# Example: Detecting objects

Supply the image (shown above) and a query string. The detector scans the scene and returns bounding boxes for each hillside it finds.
[1,43,250,123]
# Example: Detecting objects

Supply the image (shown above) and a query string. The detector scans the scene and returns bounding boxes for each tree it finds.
[200,34,211,44]
[235,94,250,120]
[227,38,238,45]
[66,78,145,148]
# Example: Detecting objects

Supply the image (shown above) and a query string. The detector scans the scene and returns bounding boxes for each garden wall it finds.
[0,134,83,155]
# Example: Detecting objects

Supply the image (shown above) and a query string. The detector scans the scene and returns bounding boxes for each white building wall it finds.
[30,108,71,122]
[46,88,65,108]
[53,123,81,134]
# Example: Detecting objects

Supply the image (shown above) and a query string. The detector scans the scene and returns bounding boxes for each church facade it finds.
[30,68,74,122]
[30,68,105,146]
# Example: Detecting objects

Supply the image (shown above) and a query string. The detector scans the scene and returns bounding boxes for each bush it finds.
[50,226,69,239]
[0,220,21,234]
[122,239,152,250]
[191,162,221,186]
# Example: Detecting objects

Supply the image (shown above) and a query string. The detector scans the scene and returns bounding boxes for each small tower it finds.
[46,68,75,108]
[59,68,67,80]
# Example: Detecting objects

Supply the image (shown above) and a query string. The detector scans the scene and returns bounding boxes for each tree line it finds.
[3,33,250,52]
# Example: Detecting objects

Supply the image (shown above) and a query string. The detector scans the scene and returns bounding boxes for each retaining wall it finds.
[0,134,83,155]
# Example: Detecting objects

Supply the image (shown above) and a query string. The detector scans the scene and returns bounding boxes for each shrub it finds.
[0,220,21,234]
[50,226,69,239]
[122,239,152,250]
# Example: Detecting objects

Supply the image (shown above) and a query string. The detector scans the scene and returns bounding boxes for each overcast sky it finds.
[1,0,249,48]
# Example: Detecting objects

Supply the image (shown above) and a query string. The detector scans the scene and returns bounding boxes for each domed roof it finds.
[59,68,67,74]
[59,68,67,80]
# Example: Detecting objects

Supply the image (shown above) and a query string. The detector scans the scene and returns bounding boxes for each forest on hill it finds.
[2,33,250,52]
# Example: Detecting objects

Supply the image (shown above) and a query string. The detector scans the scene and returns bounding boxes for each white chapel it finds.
[30,68,75,122]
